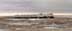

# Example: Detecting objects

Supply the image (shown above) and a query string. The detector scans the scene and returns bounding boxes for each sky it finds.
[0,0,71,13]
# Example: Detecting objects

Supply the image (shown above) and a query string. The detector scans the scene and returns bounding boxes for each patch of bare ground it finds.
[0,17,72,31]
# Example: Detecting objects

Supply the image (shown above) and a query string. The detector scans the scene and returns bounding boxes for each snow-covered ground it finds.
[0,12,72,16]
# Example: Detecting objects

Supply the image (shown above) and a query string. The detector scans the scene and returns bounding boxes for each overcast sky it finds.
[0,0,71,13]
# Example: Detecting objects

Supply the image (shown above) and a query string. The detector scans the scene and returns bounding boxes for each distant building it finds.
[48,12,54,18]
[6,13,54,19]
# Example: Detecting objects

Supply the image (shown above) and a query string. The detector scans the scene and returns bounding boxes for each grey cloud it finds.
[0,0,71,13]
[0,0,32,10]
